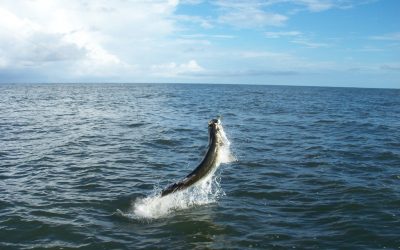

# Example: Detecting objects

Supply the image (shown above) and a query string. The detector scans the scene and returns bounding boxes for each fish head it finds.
[208,118,225,145]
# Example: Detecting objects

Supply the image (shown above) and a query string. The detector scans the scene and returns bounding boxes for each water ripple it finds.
[1,84,399,249]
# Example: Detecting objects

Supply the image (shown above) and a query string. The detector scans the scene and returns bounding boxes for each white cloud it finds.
[266,0,375,12]
[214,0,366,29]
[370,32,400,41]
[265,31,302,38]
[264,30,331,49]
[291,39,331,48]
[0,56,7,68]
[0,7,88,68]
[180,0,204,4]
[191,68,298,77]
[0,0,180,80]
[176,15,214,29]
[239,50,294,60]
[358,46,385,52]
[216,1,288,28]
[219,11,287,28]
[296,0,334,12]
[151,59,204,77]
[381,64,400,71]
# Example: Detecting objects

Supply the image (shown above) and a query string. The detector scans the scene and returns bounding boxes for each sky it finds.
[0,0,399,88]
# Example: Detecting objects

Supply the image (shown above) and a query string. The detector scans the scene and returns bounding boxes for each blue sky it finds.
[0,0,399,88]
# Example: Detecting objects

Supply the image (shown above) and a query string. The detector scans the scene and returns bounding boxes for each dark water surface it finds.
[1,83,399,249]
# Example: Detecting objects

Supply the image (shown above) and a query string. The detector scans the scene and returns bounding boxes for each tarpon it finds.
[161,118,225,197]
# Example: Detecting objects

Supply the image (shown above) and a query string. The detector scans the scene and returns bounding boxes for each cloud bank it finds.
[0,0,179,81]
[0,0,398,88]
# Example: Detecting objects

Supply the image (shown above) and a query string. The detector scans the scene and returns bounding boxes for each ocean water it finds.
[0,83,399,249]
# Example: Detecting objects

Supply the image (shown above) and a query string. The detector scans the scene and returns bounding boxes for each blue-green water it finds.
[0,83,399,249]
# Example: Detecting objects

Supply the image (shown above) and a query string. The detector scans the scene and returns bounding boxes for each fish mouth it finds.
[208,118,222,134]
[208,118,224,145]
[208,118,221,126]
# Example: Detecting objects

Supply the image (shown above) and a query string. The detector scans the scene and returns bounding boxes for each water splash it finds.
[119,121,236,220]
[121,175,224,220]
[218,123,237,164]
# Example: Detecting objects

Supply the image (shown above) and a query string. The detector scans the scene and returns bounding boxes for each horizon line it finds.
[0,82,398,90]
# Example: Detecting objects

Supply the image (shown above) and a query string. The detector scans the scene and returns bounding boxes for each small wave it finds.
[314,119,337,124]
[125,122,147,128]
[153,138,181,146]
[376,151,398,161]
